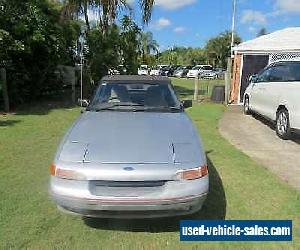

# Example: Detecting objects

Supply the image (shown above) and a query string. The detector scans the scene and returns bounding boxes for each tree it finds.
[62,0,155,31]
[0,0,81,106]
[205,31,241,68]
[86,24,121,81]
[61,0,156,87]
[86,16,143,81]
[158,47,206,66]
[139,31,158,64]
[120,16,141,74]
[257,28,268,37]
[62,0,91,30]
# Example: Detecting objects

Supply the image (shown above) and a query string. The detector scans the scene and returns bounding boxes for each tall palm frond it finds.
[61,0,91,30]
[62,0,155,31]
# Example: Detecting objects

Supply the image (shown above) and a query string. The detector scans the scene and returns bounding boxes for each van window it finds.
[287,63,300,81]
[257,67,272,82]
[268,65,287,82]
[267,62,300,82]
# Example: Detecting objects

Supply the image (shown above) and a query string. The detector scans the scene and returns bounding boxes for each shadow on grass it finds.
[0,119,21,127]
[83,156,226,233]
[1,89,79,116]
[15,101,77,116]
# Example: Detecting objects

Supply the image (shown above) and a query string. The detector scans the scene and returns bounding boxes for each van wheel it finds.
[244,96,251,115]
[276,109,291,140]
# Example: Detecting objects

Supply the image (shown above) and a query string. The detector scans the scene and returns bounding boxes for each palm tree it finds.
[140,31,159,64]
[62,0,155,31]
[62,0,91,30]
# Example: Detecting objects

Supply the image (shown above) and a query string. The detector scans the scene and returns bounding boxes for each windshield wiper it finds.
[88,103,145,112]
[168,106,182,111]
[87,103,182,112]
[137,106,182,112]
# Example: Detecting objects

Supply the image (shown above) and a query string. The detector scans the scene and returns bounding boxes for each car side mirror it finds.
[182,100,193,109]
[249,74,258,83]
[78,99,90,107]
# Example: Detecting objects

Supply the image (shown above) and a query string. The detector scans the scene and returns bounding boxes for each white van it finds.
[244,61,300,139]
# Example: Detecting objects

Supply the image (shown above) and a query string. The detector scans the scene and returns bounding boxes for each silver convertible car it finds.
[49,75,209,218]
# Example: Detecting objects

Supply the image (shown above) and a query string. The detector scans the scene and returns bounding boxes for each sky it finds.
[126,0,300,50]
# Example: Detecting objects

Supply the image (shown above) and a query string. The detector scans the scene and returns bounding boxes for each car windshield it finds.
[88,82,182,112]
[139,66,148,70]
[192,66,201,70]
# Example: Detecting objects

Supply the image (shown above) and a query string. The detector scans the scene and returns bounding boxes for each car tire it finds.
[244,96,251,115]
[276,108,291,140]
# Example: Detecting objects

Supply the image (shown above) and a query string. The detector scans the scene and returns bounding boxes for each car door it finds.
[250,67,272,114]
[262,64,287,119]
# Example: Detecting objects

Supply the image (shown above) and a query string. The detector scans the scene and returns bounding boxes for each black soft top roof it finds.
[101,75,171,85]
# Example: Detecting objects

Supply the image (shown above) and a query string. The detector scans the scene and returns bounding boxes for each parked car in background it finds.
[49,75,209,218]
[199,65,214,78]
[161,66,175,76]
[187,65,202,78]
[108,65,127,75]
[150,66,162,76]
[174,66,185,78]
[174,66,193,78]
[187,65,213,78]
[171,65,182,75]
[108,68,120,75]
[202,70,218,79]
[215,68,226,79]
[244,61,300,140]
[138,65,149,75]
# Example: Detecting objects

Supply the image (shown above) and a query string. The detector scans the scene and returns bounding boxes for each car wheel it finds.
[276,108,291,140]
[244,96,251,115]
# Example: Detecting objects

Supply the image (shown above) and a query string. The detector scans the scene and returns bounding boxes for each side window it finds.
[257,63,300,83]
[286,63,300,81]
[257,68,272,82]
[268,65,287,82]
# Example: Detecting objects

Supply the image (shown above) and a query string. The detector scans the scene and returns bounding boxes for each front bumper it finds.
[49,176,209,218]
[50,191,207,218]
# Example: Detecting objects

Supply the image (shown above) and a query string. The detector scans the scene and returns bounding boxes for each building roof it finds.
[101,75,171,84]
[233,27,300,53]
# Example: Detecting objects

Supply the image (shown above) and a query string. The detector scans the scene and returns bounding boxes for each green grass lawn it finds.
[0,79,299,249]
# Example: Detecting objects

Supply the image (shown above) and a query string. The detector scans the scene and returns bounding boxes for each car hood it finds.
[57,111,204,165]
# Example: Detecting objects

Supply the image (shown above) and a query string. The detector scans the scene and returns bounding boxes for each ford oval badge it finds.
[123,166,134,171]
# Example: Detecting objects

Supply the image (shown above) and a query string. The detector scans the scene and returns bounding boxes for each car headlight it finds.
[175,165,208,180]
[50,164,86,180]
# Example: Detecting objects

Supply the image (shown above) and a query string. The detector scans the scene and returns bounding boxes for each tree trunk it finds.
[0,68,9,113]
